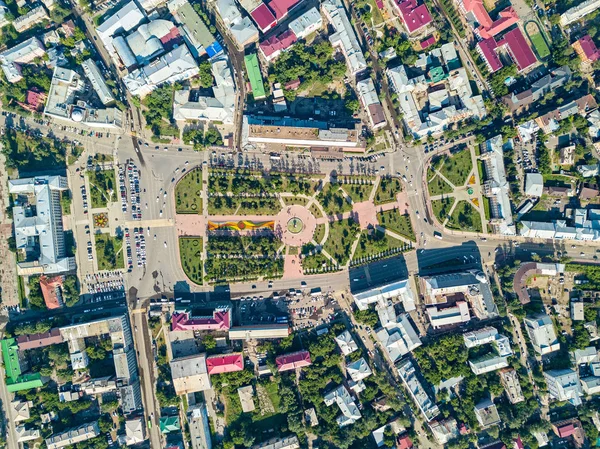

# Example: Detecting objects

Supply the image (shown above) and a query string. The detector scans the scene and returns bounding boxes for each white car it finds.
[164,242,168,248]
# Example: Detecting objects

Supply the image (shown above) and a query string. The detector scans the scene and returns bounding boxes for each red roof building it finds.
[376,0,384,8]
[513,437,524,449]
[275,350,312,372]
[26,90,46,111]
[39,275,64,309]
[557,424,576,438]
[573,35,600,63]
[497,28,537,72]
[477,38,503,72]
[266,0,302,20]
[259,29,297,61]
[284,78,301,90]
[398,435,413,449]
[171,308,231,332]
[394,0,432,34]
[420,35,436,49]
[16,328,64,351]
[251,3,277,32]
[460,0,519,39]
[206,353,244,375]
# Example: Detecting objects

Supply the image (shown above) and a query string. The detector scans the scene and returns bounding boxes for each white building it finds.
[356,78,386,130]
[125,418,146,446]
[188,404,212,449]
[480,135,515,235]
[524,314,560,355]
[81,59,115,106]
[16,426,41,443]
[323,385,361,427]
[123,44,199,97]
[375,309,421,362]
[464,327,512,375]
[544,369,582,406]
[334,330,358,356]
[46,422,100,449]
[0,37,46,83]
[474,399,500,428]
[13,5,49,32]
[352,278,415,311]
[429,419,459,445]
[96,1,146,60]
[289,7,322,39]
[560,0,600,26]
[252,436,299,449]
[9,176,76,275]
[173,54,235,124]
[347,357,372,386]
[170,353,211,395]
[427,301,470,329]
[525,173,544,197]
[215,0,258,48]
[499,369,525,404]
[0,1,11,29]
[321,0,367,75]
[571,347,599,366]
[397,359,439,422]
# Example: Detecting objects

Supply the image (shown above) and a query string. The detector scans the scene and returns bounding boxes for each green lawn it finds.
[283,196,309,206]
[446,200,483,233]
[88,169,116,208]
[309,202,323,219]
[352,230,406,261]
[323,218,359,266]
[207,196,281,215]
[431,198,455,224]
[179,237,203,285]
[341,182,374,203]
[374,177,401,205]
[428,171,453,196]
[302,252,338,272]
[176,168,203,214]
[438,149,472,187]
[94,234,124,270]
[377,209,415,241]
[529,32,550,59]
[314,224,326,245]
[318,183,353,215]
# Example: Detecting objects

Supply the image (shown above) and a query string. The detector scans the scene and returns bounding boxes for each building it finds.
[560,0,600,26]
[96,2,145,59]
[267,0,301,20]
[259,29,296,62]
[356,78,386,130]
[429,419,459,445]
[503,67,571,114]
[347,357,372,393]
[0,1,10,28]
[289,8,322,39]
[46,422,100,449]
[0,37,46,84]
[573,35,600,64]
[173,56,235,124]
[480,135,515,235]
[238,386,256,413]
[499,369,525,404]
[571,301,585,321]
[426,302,470,329]
[44,67,123,129]
[11,399,31,422]
[352,277,416,312]
[39,276,64,309]
[457,0,519,39]
[16,329,63,351]
[397,359,439,422]
[375,310,422,362]
[120,381,143,414]
[544,369,582,406]
[228,324,290,340]
[80,377,117,395]
[571,347,599,365]
[215,0,259,48]
[125,418,146,446]
[171,305,231,331]
[476,28,537,73]
[323,385,362,427]
[13,5,49,32]
[9,176,76,275]
[252,436,300,449]
[394,0,432,34]
[81,59,115,106]
[464,327,512,375]
[322,0,367,75]
[524,314,560,355]
[334,330,358,356]
[474,399,500,428]
[205,353,244,375]
[159,416,181,434]
[535,94,598,134]
[249,4,277,33]
[242,115,365,151]
[123,44,199,97]
[188,404,212,449]
[276,350,312,372]
[169,0,222,58]
[170,353,211,394]
[524,173,543,197]
[552,419,587,448]
[244,53,267,99]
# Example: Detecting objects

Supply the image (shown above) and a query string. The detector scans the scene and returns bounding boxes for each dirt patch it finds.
[255,384,275,416]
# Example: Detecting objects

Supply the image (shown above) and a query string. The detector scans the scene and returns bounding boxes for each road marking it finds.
[125,219,175,228]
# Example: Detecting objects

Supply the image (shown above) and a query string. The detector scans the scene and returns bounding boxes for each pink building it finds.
[460,0,519,39]
[275,350,312,372]
[394,0,432,34]
[266,0,302,20]
[206,353,244,375]
[259,29,297,61]
[251,3,277,32]
[476,28,537,73]
[171,307,231,331]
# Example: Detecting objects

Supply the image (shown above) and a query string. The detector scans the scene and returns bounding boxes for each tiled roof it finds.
[206,353,244,375]
[276,350,312,372]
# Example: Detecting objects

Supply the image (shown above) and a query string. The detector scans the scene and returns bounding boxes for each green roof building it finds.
[159,416,181,434]
[7,373,44,393]
[1,338,22,382]
[244,54,266,100]
[428,66,447,83]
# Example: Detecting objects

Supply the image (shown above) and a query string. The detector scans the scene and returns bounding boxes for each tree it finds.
[202,335,216,350]
[204,128,223,146]
[354,309,378,327]
[197,60,214,88]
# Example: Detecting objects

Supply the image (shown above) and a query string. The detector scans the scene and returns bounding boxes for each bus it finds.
[433,231,443,240]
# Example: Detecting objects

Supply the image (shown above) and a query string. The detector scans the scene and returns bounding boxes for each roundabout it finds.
[276,204,317,247]
[287,217,304,234]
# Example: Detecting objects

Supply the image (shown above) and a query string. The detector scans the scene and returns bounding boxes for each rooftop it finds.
[395,0,432,33]
[205,353,244,375]
[276,350,312,372]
